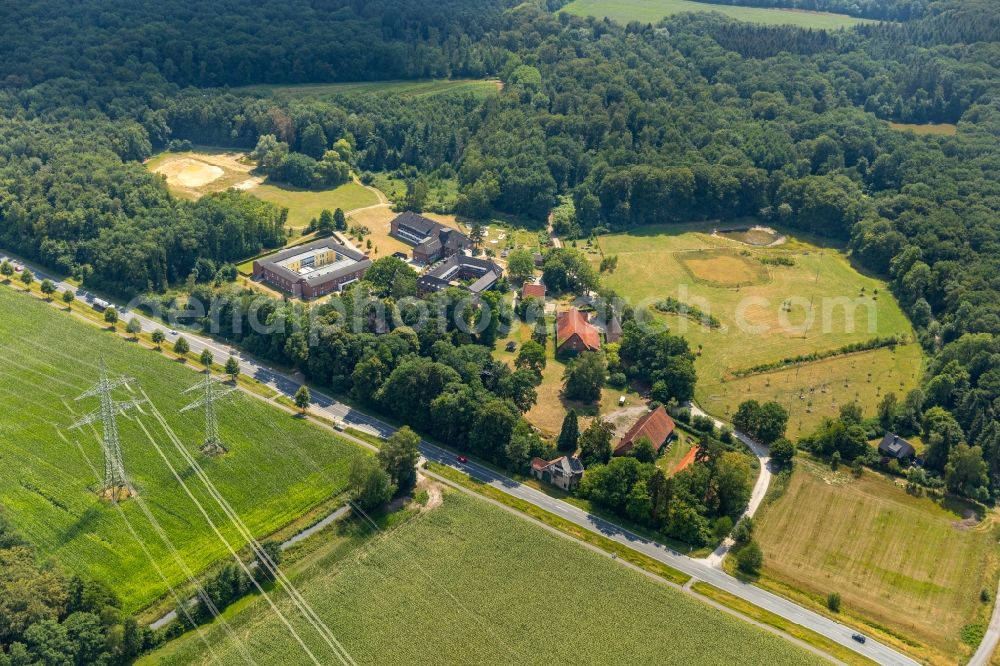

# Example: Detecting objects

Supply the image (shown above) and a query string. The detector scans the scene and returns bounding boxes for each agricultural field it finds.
[750,458,1000,663]
[0,287,363,612]
[889,122,959,136]
[560,0,872,28]
[233,78,503,100]
[146,150,380,230]
[595,223,920,431]
[144,492,823,666]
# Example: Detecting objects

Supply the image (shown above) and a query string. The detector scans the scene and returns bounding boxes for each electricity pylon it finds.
[71,361,143,502]
[180,375,237,456]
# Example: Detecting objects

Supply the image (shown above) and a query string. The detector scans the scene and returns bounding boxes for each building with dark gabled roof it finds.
[531,455,585,490]
[555,308,601,356]
[390,211,470,264]
[879,432,916,461]
[252,238,371,300]
[614,406,676,457]
[605,314,623,344]
[416,254,503,296]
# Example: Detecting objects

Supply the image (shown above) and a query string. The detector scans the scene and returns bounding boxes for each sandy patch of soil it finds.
[154,158,224,188]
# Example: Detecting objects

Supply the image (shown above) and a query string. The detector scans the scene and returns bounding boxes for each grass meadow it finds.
[889,122,959,136]
[750,459,1000,663]
[495,316,629,436]
[0,287,363,612]
[233,78,503,100]
[251,180,378,229]
[143,491,823,665]
[560,0,872,28]
[594,224,920,430]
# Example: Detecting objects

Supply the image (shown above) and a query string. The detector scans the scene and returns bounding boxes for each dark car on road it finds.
[851,634,866,644]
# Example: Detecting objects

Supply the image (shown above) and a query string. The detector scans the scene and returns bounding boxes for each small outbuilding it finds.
[521,282,546,302]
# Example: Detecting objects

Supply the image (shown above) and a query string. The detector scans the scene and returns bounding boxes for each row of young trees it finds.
[0,0,996,501]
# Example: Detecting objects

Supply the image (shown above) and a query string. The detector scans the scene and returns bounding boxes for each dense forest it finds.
[0,0,997,501]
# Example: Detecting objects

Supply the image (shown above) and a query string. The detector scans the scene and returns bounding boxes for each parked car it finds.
[851,634,866,644]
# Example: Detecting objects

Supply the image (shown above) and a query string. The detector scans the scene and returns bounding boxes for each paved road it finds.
[688,404,773,568]
[969,586,1000,665]
[3,250,919,665]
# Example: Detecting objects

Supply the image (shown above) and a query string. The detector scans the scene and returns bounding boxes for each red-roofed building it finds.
[521,282,546,301]
[614,406,676,457]
[556,308,601,356]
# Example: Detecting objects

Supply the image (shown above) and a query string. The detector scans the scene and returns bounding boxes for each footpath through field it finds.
[0,249,918,666]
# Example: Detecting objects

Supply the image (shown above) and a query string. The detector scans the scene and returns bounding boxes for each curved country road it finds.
[2,249,920,666]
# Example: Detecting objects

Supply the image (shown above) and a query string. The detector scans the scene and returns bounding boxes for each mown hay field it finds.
[595,224,920,428]
[752,459,1000,663]
[0,287,363,612]
[561,0,872,28]
[143,492,823,665]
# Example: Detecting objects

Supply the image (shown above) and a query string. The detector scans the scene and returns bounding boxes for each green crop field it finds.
[0,287,363,612]
[144,492,822,665]
[595,224,921,429]
[234,78,503,99]
[750,459,1000,662]
[561,0,872,28]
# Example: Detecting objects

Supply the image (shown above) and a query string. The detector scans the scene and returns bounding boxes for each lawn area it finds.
[0,287,363,613]
[750,458,1000,663]
[657,430,696,474]
[233,78,502,100]
[595,223,920,430]
[251,180,378,229]
[145,150,380,229]
[142,491,823,665]
[560,0,872,28]
[497,317,627,436]
[368,172,460,211]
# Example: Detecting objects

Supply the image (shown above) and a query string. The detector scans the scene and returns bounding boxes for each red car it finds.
[457,455,468,464]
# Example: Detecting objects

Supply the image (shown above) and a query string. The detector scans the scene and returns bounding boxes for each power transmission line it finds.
[70,360,143,501]
[180,375,237,455]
